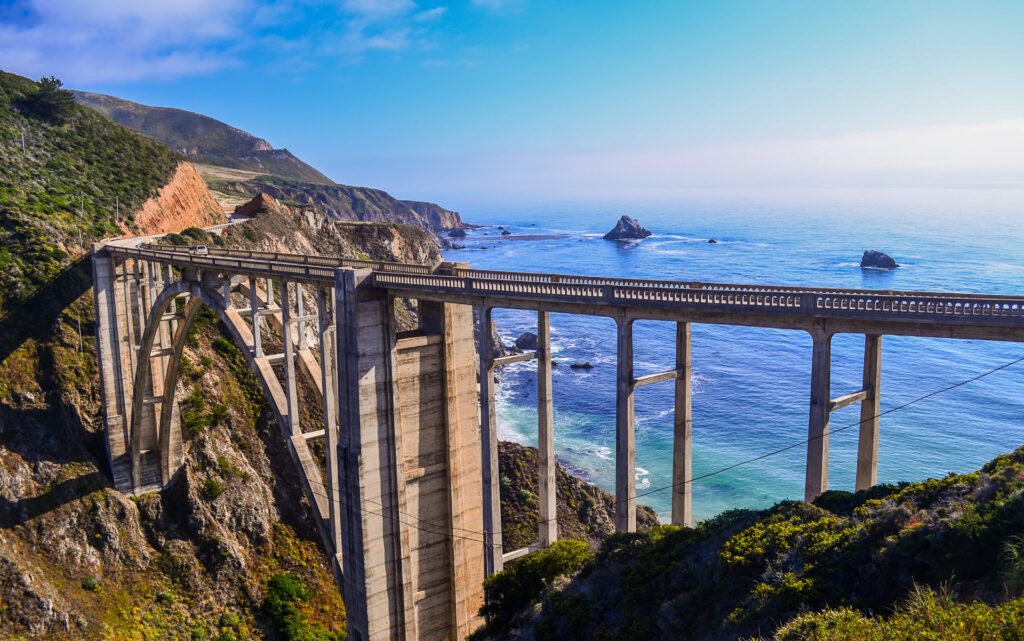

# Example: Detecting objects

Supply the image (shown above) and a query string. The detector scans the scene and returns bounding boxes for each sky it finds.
[2,0,1024,203]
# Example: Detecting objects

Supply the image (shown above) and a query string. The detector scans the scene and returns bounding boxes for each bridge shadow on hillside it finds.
[0,256,111,528]
[0,257,93,364]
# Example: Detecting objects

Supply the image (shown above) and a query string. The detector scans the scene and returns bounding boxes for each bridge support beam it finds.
[804,326,833,502]
[671,321,693,527]
[856,334,882,491]
[537,310,557,547]
[93,246,132,491]
[478,306,503,576]
[615,317,636,533]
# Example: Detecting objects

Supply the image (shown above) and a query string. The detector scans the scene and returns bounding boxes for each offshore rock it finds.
[515,332,539,351]
[603,215,652,240]
[861,250,899,269]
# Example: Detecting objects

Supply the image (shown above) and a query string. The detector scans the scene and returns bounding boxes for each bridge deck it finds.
[107,243,1024,340]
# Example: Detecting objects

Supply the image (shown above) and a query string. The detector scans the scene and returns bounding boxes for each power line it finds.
[292,352,1024,542]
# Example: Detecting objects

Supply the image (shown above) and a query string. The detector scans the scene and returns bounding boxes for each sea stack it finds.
[515,331,539,351]
[603,215,652,241]
[860,250,899,269]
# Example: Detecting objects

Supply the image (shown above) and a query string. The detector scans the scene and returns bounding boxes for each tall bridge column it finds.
[615,316,636,533]
[537,310,557,547]
[336,267,485,641]
[92,245,132,491]
[804,326,833,502]
[671,321,693,527]
[477,305,503,576]
[856,334,882,491]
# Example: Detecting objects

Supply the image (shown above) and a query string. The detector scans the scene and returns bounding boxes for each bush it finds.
[479,540,594,632]
[202,476,226,500]
[24,76,76,123]
[264,573,345,641]
[773,588,1024,641]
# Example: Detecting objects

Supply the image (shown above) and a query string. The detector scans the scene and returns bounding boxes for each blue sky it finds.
[2,0,1024,202]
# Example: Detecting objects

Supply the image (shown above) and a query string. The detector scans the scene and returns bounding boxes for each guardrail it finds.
[375,272,1024,326]
[106,244,1024,327]
[141,243,437,275]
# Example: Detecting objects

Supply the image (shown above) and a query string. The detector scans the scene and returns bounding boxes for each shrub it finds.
[773,588,1024,641]
[24,76,76,123]
[1001,535,1024,595]
[479,540,594,631]
[264,573,345,641]
[202,476,226,500]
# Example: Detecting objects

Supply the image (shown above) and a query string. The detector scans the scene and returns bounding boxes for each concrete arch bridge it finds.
[91,240,1024,641]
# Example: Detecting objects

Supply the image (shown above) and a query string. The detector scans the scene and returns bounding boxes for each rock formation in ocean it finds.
[603,215,652,240]
[861,250,899,269]
[515,331,539,351]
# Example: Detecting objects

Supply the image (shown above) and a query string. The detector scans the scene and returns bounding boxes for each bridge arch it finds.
[128,280,273,491]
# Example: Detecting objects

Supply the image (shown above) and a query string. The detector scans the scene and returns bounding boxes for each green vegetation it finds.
[24,76,76,123]
[477,446,1024,641]
[0,70,181,313]
[163,226,224,247]
[773,587,1024,641]
[202,476,227,500]
[474,540,594,639]
[264,573,346,641]
[73,91,334,184]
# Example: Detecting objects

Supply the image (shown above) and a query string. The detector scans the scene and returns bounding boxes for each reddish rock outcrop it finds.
[133,162,226,235]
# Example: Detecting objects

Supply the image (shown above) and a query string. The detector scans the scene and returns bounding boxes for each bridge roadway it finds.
[95,240,1024,641]
[119,242,1024,340]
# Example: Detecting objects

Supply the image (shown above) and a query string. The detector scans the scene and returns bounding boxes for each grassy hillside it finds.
[73,91,333,185]
[475,446,1024,640]
[0,71,180,314]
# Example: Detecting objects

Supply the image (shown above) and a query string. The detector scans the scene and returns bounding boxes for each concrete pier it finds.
[672,322,693,527]
[537,310,557,547]
[805,326,833,502]
[615,317,636,533]
[856,334,883,491]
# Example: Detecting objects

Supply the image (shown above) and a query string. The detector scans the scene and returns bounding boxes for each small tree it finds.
[27,76,76,123]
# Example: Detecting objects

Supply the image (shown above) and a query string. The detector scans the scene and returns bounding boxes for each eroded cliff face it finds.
[223,193,442,265]
[133,162,226,235]
[216,179,467,232]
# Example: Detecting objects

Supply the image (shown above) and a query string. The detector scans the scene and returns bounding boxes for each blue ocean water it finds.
[442,188,1024,522]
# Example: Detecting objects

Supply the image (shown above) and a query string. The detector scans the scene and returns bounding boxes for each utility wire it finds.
[293,352,1024,544]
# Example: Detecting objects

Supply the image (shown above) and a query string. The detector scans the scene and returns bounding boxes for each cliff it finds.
[133,162,225,235]
[213,177,468,231]
[222,193,442,265]
[499,441,659,550]
[401,199,468,231]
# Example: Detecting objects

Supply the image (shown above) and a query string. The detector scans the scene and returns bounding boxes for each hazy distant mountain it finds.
[72,90,334,184]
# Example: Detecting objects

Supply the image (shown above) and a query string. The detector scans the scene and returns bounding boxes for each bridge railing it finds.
[108,245,338,282]
[374,272,1024,325]
[451,267,1024,301]
[141,243,437,275]
[107,244,1024,326]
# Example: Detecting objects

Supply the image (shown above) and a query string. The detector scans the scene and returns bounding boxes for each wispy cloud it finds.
[415,7,448,22]
[0,0,452,83]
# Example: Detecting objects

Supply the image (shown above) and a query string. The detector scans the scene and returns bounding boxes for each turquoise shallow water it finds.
[441,188,1024,522]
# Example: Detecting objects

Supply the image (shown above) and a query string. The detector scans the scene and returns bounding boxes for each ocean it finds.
[441,188,1024,522]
